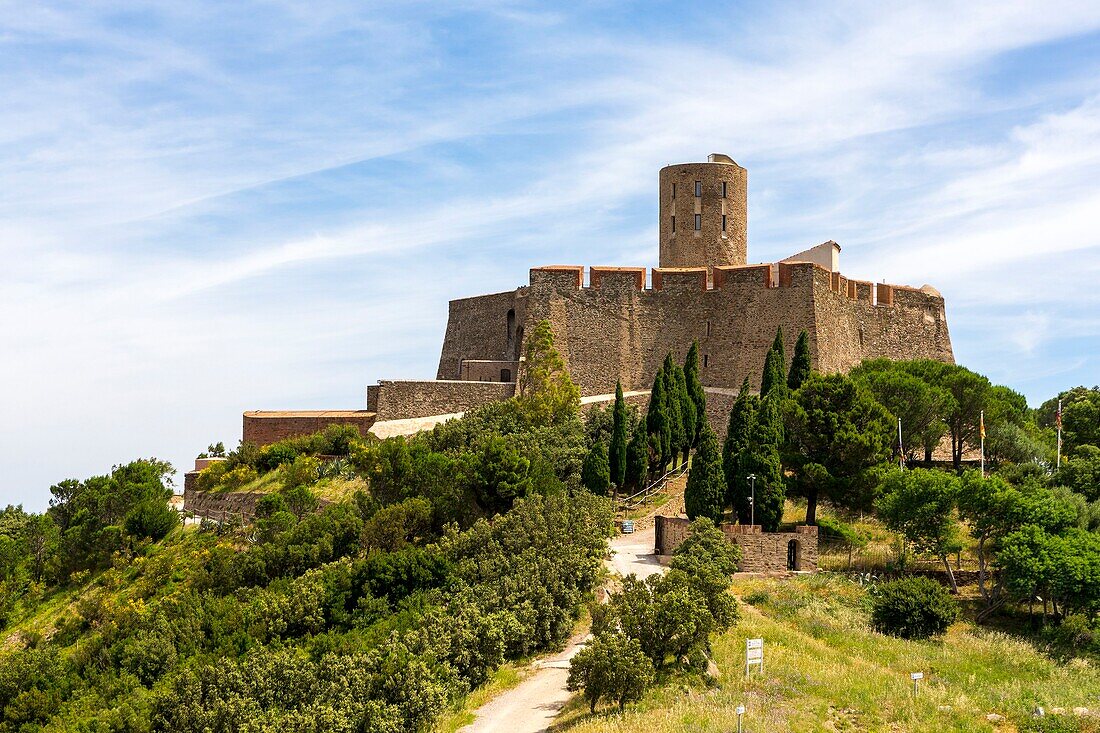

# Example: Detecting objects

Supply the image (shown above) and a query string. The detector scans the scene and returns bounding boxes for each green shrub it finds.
[257,443,299,472]
[221,465,258,491]
[281,455,320,488]
[195,461,229,492]
[869,576,958,639]
[123,500,179,541]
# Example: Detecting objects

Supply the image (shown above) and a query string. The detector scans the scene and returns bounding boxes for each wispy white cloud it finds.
[3,1,1100,509]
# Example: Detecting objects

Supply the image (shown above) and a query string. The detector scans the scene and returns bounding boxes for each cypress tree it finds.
[645,367,671,470]
[723,379,759,523]
[673,364,696,464]
[788,330,812,391]
[760,346,786,399]
[581,440,611,496]
[684,342,707,445]
[626,420,649,490]
[685,424,726,524]
[663,355,685,467]
[609,382,628,492]
[771,326,786,375]
[723,378,786,530]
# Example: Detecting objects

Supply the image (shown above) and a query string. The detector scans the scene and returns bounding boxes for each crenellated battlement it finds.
[526,262,940,309]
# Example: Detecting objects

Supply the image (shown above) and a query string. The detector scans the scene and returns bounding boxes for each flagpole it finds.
[980,409,985,478]
[1056,399,1063,470]
[898,417,904,469]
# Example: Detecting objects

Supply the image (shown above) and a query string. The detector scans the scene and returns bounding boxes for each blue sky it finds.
[3,1,1100,510]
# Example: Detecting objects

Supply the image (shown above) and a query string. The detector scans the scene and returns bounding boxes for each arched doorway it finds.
[787,539,800,571]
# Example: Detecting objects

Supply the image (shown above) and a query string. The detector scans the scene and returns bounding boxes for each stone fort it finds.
[242,154,954,446]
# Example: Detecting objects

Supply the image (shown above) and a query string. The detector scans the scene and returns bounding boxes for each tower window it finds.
[671,183,676,199]
[706,321,712,337]
[721,181,727,198]
[694,180,702,197]
[703,354,709,368]
[722,215,727,232]
[671,216,676,233]
[694,214,701,230]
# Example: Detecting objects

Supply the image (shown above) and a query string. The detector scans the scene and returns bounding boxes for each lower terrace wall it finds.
[243,411,377,447]
[373,379,517,421]
[655,515,818,572]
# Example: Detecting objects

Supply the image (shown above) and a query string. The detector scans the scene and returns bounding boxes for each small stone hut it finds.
[654,515,818,572]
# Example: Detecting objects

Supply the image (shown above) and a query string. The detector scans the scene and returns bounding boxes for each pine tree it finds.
[673,364,696,464]
[788,329,812,390]
[626,420,649,490]
[645,367,671,470]
[662,355,685,467]
[609,382,628,492]
[684,342,707,445]
[581,440,611,496]
[685,425,726,524]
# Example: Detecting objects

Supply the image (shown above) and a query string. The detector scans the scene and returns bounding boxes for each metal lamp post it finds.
[747,474,756,526]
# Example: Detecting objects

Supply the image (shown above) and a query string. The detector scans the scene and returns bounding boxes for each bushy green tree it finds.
[472,437,532,514]
[685,426,725,524]
[609,382,628,492]
[581,440,611,496]
[785,373,894,524]
[567,633,654,713]
[870,576,958,639]
[1056,445,1100,501]
[787,329,812,390]
[123,499,179,541]
[877,469,963,590]
[516,319,581,426]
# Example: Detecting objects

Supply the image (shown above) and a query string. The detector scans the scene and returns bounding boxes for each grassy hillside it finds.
[551,574,1100,733]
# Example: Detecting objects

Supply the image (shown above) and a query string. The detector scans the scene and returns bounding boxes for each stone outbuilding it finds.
[654,515,818,572]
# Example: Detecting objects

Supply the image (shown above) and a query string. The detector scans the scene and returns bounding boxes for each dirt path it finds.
[458,527,666,733]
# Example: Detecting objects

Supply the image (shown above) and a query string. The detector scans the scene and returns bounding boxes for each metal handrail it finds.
[619,460,689,509]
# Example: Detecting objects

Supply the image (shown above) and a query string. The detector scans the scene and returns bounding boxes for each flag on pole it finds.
[980,411,986,440]
[1056,399,1063,469]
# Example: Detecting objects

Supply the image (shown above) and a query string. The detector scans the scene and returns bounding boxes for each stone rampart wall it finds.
[655,515,818,572]
[242,411,378,447]
[373,379,516,421]
[436,289,526,380]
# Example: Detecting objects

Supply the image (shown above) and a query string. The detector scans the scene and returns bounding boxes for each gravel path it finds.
[458,527,666,733]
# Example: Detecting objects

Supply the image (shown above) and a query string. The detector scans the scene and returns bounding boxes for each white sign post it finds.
[911,671,923,696]
[745,638,764,677]
[736,704,746,733]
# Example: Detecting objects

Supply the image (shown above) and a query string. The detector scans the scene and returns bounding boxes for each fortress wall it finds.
[373,379,516,421]
[813,276,953,373]
[243,411,377,447]
[436,289,524,380]
[523,264,819,397]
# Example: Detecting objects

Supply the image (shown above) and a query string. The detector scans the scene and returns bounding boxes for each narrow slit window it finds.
[721,181,727,198]
[671,183,676,199]
[694,180,702,197]
[722,215,727,232]
[694,213,701,230]
[703,354,709,368]
[671,216,676,233]
[706,321,712,337]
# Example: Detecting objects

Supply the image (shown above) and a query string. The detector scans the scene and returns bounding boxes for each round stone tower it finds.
[658,153,747,272]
